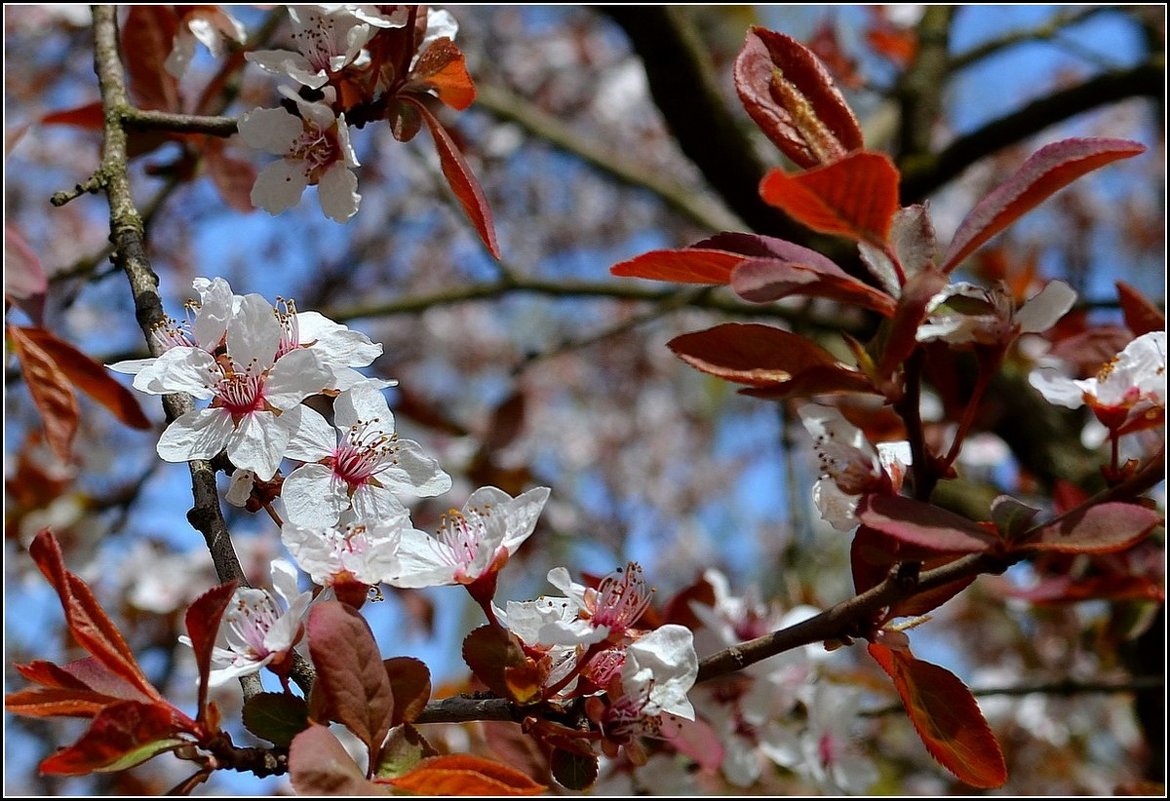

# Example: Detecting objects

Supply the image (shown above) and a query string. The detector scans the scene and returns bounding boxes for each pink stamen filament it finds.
[592,563,652,632]
[333,419,395,484]
[211,358,267,416]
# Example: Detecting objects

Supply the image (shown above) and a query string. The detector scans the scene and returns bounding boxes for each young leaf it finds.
[383,754,546,796]
[27,530,162,702]
[462,625,542,705]
[610,247,744,284]
[875,267,948,378]
[41,101,105,131]
[850,526,976,618]
[868,643,1007,788]
[384,657,432,726]
[1015,502,1162,554]
[404,97,501,259]
[290,724,389,796]
[242,693,311,747]
[759,151,900,244]
[203,139,257,213]
[731,256,898,316]
[1116,281,1165,336]
[121,6,182,111]
[5,687,126,719]
[856,494,1000,554]
[940,138,1146,272]
[8,326,79,462]
[38,700,189,776]
[376,724,438,778]
[410,38,477,111]
[307,601,395,764]
[734,26,864,168]
[5,224,47,324]
[668,322,874,397]
[184,582,238,722]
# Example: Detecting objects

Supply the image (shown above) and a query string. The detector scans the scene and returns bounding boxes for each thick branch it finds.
[901,59,1164,202]
[895,7,955,162]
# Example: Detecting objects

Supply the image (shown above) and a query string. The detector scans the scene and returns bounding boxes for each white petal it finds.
[283,463,350,527]
[266,348,334,405]
[237,106,304,154]
[1029,367,1086,409]
[1016,281,1076,333]
[334,381,391,428]
[157,408,234,463]
[229,294,281,368]
[108,358,155,376]
[225,469,256,507]
[284,404,336,462]
[497,486,550,553]
[317,163,360,223]
[384,529,458,588]
[227,410,291,481]
[295,311,382,367]
[137,347,217,397]
[251,159,310,215]
[377,438,451,497]
[625,624,699,720]
[192,276,234,349]
[351,483,406,523]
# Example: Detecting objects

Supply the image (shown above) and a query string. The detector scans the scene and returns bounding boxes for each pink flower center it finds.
[290,11,347,74]
[437,506,493,567]
[289,123,342,182]
[274,297,301,359]
[592,562,653,633]
[211,359,267,417]
[332,419,395,485]
[225,592,280,659]
[603,690,659,740]
[149,308,197,353]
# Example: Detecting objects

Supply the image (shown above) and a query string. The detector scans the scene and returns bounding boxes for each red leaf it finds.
[856,495,1000,554]
[184,582,238,723]
[203,139,257,213]
[405,97,500,258]
[732,256,897,316]
[5,687,125,719]
[940,138,1146,272]
[121,7,182,112]
[307,601,395,764]
[462,625,542,706]
[868,643,1007,788]
[1116,281,1165,336]
[734,26,863,168]
[38,700,189,776]
[8,325,79,462]
[668,323,874,398]
[384,754,546,796]
[19,327,151,430]
[41,101,105,130]
[866,26,917,68]
[15,660,93,691]
[1016,502,1162,554]
[384,657,432,726]
[760,151,900,244]
[610,247,744,284]
[410,38,477,111]
[5,224,47,324]
[850,526,976,618]
[27,531,162,703]
[289,724,388,795]
[876,267,949,377]
[999,574,1163,605]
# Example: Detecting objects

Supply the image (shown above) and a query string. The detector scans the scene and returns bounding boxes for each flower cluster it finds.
[237,5,471,223]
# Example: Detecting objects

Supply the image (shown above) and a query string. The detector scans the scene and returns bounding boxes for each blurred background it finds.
[5,5,1164,794]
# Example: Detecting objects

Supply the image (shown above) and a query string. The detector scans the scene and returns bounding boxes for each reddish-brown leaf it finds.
[856,495,1000,554]
[28,531,162,702]
[384,657,431,726]
[411,38,477,111]
[866,25,917,68]
[668,323,873,398]
[384,754,546,796]
[732,256,898,316]
[868,643,1007,788]
[19,327,151,430]
[1016,502,1162,554]
[307,601,395,764]
[4,687,124,719]
[122,7,182,112]
[876,267,949,378]
[38,700,189,776]
[5,224,47,324]
[1116,281,1165,336]
[462,625,542,706]
[9,325,79,462]
[15,659,93,691]
[41,101,105,130]
[999,573,1164,605]
[290,724,388,795]
[759,151,900,244]
[734,26,863,168]
[203,139,257,213]
[406,97,500,258]
[610,247,743,284]
[185,582,237,723]
[940,138,1146,272]
[850,526,977,618]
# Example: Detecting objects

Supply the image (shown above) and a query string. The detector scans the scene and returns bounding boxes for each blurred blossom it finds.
[282,510,409,588]
[916,280,1076,346]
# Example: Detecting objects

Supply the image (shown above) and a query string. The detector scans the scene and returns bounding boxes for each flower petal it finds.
[283,463,350,528]
[237,105,304,154]
[317,162,360,223]
[251,158,310,215]
[157,407,234,463]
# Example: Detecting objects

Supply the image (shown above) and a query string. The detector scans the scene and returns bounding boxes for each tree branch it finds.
[948,7,1120,73]
[895,7,955,163]
[121,108,238,137]
[901,59,1164,202]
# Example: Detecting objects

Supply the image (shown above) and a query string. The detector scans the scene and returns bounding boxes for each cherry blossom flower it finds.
[757,683,879,793]
[137,293,335,480]
[387,485,550,588]
[109,276,234,385]
[1030,330,1166,434]
[281,381,449,527]
[799,404,911,531]
[282,509,409,590]
[539,562,656,646]
[184,559,313,687]
[916,280,1076,346]
[238,98,361,222]
[276,301,390,390]
[165,7,247,78]
[246,5,407,89]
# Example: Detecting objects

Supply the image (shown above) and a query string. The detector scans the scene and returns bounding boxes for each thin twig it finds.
[121,108,238,136]
[948,7,1119,73]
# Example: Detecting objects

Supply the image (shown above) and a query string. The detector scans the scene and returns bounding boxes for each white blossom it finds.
[917,280,1076,345]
